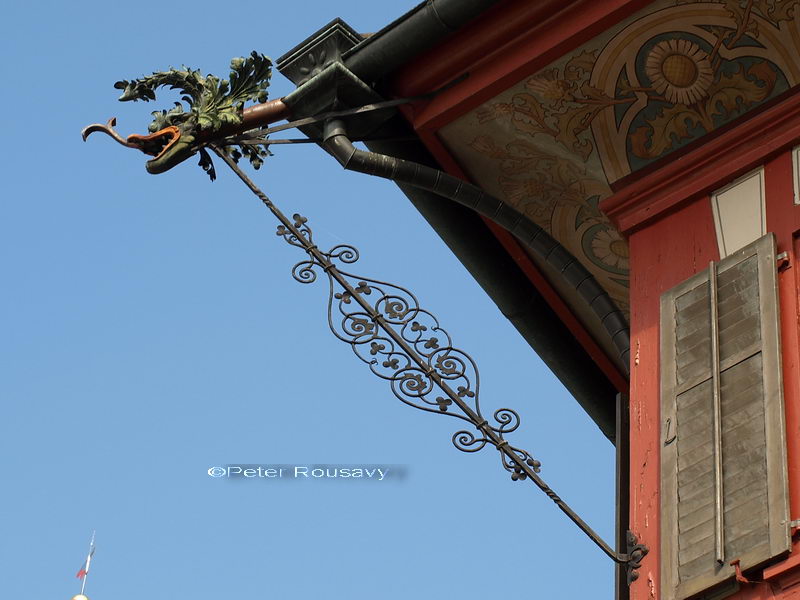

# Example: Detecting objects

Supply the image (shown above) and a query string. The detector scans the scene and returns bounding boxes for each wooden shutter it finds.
[660,233,789,600]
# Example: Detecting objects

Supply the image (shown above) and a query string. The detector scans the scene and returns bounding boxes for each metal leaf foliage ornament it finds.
[103,52,274,177]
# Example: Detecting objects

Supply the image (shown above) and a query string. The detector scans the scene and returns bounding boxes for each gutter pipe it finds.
[322,119,631,375]
[342,0,501,83]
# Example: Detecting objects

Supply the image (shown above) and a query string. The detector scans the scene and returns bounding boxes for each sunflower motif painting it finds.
[644,39,714,105]
[458,0,800,182]
[592,0,800,179]
[589,227,630,273]
[438,0,800,330]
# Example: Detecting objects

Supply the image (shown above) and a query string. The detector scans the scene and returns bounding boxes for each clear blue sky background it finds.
[2,2,616,598]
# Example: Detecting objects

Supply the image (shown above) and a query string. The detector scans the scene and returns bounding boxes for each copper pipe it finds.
[198,98,290,142]
[242,98,290,128]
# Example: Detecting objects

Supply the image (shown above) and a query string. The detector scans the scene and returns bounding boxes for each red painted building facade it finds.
[355,1,800,598]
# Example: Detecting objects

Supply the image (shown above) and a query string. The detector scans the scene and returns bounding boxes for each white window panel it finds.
[793,145,800,205]
[711,168,766,258]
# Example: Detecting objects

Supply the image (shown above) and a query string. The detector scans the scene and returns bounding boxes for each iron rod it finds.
[709,261,725,564]
[211,144,628,564]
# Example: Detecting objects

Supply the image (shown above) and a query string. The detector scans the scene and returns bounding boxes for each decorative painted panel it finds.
[439,0,800,333]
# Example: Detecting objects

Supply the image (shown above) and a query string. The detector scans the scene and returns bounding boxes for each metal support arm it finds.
[209,145,647,582]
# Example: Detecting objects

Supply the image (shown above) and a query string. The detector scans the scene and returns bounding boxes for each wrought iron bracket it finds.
[210,145,647,579]
[625,530,649,584]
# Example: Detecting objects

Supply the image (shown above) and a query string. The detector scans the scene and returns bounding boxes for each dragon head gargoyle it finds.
[82,52,284,178]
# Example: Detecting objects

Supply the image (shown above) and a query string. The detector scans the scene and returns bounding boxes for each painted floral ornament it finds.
[645,39,714,105]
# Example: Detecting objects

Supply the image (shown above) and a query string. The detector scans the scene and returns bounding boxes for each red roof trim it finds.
[601,93,800,235]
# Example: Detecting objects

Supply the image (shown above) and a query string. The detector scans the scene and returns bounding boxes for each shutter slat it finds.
[717,295,759,323]
[716,280,757,310]
[718,318,761,360]
[680,520,716,547]
[679,502,715,534]
[676,343,714,379]
[721,378,765,415]
[675,322,711,346]
[722,399,764,432]
[676,281,711,309]
[678,477,715,513]
[716,273,758,314]
[680,551,718,581]
[724,477,767,507]
[677,412,714,440]
[678,427,714,453]
[678,379,713,409]
[679,531,716,565]
[677,446,713,478]
[726,529,770,562]
[677,469,715,505]
[678,443,713,472]
[675,282,712,388]
[718,306,760,341]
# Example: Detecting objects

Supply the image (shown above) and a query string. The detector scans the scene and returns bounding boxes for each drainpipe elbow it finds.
[318,115,630,378]
[323,119,357,170]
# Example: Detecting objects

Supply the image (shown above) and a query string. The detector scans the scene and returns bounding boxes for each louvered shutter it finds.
[660,233,790,600]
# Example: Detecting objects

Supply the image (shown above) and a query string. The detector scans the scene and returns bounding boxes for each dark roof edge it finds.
[363,136,618,443]
[342,0,502,83]
[275,6,622,441]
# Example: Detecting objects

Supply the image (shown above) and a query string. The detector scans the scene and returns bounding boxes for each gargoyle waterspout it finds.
[82,52,288,176]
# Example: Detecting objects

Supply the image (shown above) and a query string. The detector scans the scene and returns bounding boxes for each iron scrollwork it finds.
[211,145,647,581]
[276,211,542,480]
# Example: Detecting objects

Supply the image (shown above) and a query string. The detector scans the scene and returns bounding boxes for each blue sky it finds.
[1,2,616,598]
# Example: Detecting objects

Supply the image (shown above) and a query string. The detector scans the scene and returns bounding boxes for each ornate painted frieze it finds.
[439,0,800,323]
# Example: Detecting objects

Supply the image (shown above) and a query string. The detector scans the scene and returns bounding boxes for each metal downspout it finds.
[322,118,631,375]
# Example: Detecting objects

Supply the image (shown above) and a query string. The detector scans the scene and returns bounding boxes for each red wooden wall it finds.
[617,147,800,599]
[388,0,800,596]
